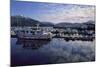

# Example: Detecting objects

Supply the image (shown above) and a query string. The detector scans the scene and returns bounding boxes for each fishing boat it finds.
[17,24,53,40]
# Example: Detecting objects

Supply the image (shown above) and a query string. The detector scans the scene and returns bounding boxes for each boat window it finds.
[30,31,33,33]
[31,31,35,35]
[21,30,25,33]
[26,31,28,33]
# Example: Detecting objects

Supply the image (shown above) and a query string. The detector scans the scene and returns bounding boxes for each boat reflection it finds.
[16,39,51,49]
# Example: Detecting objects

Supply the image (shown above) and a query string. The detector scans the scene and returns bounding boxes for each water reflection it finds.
[16,39,51,49]
[11,38,95,66]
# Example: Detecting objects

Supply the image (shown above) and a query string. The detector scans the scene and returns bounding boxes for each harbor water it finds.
[11,38,95,66]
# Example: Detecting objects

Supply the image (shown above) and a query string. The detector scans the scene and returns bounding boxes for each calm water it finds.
[11,38,95,66]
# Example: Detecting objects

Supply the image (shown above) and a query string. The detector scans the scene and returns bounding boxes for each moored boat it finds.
[17,24,53,40]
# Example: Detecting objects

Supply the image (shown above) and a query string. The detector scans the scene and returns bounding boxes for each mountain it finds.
[55,21,95,28]
[83,20,95,25]
[11,15,95,30]
[11,15,40,27]
[11,16,54,27]
[40,22,54,27]
[55,22,83,28]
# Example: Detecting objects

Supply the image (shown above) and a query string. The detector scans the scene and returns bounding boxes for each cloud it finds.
[11,1,95,23]
[37,5,95,23]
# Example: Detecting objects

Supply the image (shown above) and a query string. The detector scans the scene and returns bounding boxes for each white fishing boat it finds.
[17,24,53,40]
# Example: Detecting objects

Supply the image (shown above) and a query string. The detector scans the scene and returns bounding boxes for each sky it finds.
[11,0,95,23]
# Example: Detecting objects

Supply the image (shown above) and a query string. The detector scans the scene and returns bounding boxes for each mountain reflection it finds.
[16,39,51,49]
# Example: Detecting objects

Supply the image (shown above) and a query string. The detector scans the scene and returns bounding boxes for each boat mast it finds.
[35,24,39,34]
[36,24,39,31]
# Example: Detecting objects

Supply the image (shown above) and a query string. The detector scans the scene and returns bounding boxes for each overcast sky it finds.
[11,0,95,23]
